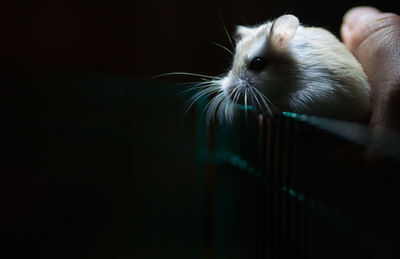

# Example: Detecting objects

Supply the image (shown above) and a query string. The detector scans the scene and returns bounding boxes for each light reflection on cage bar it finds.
[204,105,400,259]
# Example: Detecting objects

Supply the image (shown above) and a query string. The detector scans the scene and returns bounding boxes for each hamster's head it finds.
[219,14,300,114]
[197,14,370,124]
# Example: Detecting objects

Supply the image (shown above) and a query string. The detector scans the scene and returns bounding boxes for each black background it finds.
[2,1,398,80]
[2,1,399,258]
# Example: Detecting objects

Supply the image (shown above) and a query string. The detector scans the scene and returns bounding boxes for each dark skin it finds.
[341,6,400,133]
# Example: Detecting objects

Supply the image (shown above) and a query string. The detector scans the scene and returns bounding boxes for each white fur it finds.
[220,14,370,121]
[192,14,371,124]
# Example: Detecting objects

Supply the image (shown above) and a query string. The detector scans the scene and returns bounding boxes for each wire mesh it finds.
[205,103,400,259]
[4,77,400,258]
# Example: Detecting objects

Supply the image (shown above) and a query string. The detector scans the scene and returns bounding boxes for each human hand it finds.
[341,6,400,132]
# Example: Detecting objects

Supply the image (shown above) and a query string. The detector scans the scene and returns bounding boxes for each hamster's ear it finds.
[235,25,252,41]
[269,15,299,50]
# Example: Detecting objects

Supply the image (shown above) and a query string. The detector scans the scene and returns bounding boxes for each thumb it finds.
[341,6,400,131]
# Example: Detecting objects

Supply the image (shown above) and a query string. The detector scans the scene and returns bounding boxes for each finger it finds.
[343,6,381,30]
[341,7,400,131]
[340,7,400,87]
[340,6,382,51]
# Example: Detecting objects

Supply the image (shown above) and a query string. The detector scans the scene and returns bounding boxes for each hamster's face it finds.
[219,15,299,113]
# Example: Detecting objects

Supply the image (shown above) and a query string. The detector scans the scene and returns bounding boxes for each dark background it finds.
[2,1,399,258]
[3,1,399,80]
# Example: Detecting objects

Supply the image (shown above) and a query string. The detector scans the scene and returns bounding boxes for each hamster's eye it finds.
[249,57,267,71]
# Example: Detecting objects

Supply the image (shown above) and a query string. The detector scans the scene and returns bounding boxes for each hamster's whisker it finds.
[224,99,233,123]
[215,90,233,123]
[190,80,219,87]
[249,88,263,113]
[233,86,243,102]
[253,89,272,118]
[232,87,242,105]
[251,87,271,115]
[205,92,225,122]
[182,81,223,119]
[217,95,230,123]
[229,86,240,101]
[219,13,235,50]
[186,83,220,101]
[244,87,248,118]
[225,86,236,104]
[252,86,275,115]
[212,42,233,55]
[146,72,221,81]
[184,87,219,113]
[182,82,218,95]
[192,85,220,96]
[204,97,217,123]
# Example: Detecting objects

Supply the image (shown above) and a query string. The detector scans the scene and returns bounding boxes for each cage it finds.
[3,76,400,258]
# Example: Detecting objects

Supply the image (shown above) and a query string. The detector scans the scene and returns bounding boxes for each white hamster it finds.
[197,14,370,123]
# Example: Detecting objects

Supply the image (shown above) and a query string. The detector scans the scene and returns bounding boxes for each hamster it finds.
[196,14,370,124]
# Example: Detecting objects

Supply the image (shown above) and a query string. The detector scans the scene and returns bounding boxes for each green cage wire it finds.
[3,76,400,259]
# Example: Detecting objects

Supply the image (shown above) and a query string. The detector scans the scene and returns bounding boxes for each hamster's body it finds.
[284,25,370,120]
[203,15,370,123]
